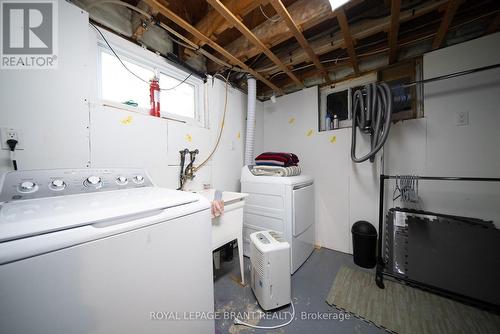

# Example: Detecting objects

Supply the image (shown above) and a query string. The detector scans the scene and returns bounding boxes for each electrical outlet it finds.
[1,128,24,150]
[456,111,469,126]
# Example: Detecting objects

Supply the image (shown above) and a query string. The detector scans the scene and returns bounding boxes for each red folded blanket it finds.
[255,152,299,167]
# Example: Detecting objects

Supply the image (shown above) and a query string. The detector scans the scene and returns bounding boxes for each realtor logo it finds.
[1,0,58,69]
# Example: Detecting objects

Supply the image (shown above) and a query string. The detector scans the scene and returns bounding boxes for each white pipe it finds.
[244,76,257,166]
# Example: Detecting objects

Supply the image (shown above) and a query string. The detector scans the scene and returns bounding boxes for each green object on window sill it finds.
[122,100,138,107]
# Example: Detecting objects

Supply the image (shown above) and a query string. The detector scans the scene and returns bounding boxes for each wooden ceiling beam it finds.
[269,0,330,83]
[487,12,500,34]
[206,0,304,87]
[388,0,401,64]
[336,7,359,74]
[193,0,264,45]
[263,3,486,96]
[143,0,283,94]
[255,0,448,75]
[217,0,363,65]
[432,0,461,49]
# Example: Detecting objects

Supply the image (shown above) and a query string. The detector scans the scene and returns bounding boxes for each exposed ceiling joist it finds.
[257,0,448,75]
[487,12,500,34]
[214,0,362,67]
[336,7,360,74]
[388,0,401,64]
[264,4,498,96]
[206,0,304,87]
[193,0,264,46]
[269,0,330,82]
[432,0,461,49]
[143,0,283,94]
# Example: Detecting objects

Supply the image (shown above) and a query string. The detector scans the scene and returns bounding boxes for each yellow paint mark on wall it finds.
[330,135,337,143]
[120,116,133,125]
[306,129,314,137]
[185,134,192,142]
[237,131,241,139]
[288,117,295,125]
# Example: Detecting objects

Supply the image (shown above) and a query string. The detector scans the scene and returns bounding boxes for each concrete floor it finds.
[213,247,387,334]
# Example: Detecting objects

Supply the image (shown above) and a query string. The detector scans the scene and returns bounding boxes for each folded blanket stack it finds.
[255,152,299,167]
[252,152,301,177]
[251,165,302,177]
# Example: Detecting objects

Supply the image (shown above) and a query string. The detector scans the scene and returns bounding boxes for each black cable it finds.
[90,21,149,84]
[7,139,18,171]
[161,73,193,91]
[90,22,193,91]
[401,63,500,88]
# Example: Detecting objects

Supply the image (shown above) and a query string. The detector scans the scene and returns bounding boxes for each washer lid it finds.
[0,187,201,242]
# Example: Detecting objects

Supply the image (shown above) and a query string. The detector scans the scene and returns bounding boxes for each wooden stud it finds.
[487,12,500,34]
[388,0,401,64]
[193,0,263,46]
[143,0,283,94]
[432,0,461,50]
[269,0,330,82]
[206,0,304,87]
[336,7,359,74]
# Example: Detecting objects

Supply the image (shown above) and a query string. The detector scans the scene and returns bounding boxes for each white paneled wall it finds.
[0,3,91,172]
[385,32,500,226]
[89,106,170,186]
[0,0,250,192]
[262,32,500,253]
[262,88,380,253]
[210,80,248,192]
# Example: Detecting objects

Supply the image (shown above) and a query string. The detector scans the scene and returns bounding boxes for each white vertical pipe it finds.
[244,76,257,166]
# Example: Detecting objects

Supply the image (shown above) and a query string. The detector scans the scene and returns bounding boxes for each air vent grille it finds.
[251,243,265,278]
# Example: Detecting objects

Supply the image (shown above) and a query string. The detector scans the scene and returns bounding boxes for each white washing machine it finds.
[241,166,315,274]
[0,168,214,334]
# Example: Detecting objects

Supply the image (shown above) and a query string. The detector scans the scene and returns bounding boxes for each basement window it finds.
[159,73,195,119]
[98,46,204,125]
[101,51,153,110]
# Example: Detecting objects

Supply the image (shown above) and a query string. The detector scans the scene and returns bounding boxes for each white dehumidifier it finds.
[250,231,291,311]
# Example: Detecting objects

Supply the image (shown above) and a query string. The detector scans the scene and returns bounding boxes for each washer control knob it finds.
[133,175,144,184]
[116,176,128,185]
[19,181,37,192]
[50,179,66,191]
[84,176,102,188]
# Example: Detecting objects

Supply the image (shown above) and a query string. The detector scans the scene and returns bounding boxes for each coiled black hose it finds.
[351,82,393,163]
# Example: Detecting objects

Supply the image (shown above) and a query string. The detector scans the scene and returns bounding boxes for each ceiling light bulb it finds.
[328,0,350,11]
[270,94,277,103]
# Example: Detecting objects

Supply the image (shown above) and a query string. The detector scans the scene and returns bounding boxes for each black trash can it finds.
[351,221,377,268]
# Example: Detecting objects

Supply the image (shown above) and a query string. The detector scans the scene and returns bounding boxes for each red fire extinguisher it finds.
[149,76,160,117]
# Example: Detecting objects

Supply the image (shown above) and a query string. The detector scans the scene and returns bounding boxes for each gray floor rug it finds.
[326,266,500,334]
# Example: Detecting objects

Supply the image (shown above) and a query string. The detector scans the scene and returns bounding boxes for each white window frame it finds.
[96,31,206,127]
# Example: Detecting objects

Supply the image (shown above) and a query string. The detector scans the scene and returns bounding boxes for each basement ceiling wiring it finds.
[84,0,248,73]
[259,5,281,23]
[257,7,500,76]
